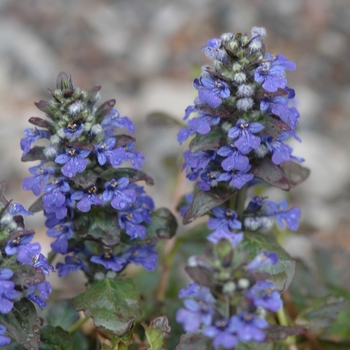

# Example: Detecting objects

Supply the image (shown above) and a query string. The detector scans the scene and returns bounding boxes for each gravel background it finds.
[1,0,350,291]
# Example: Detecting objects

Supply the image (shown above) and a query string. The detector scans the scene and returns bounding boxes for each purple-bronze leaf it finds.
[95,99,116,121]
[280,162,310,188]
[66,141,95,152]
[189,130,226,153]
[264,324,305,342]
[263,117,291,138]
[21,146,47,162]
[28,117,54,131]
[251,159,290,191]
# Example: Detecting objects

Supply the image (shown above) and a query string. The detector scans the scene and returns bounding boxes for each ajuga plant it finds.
[0,182,53,348]
[173,27,335,349]
[7,73,178,349]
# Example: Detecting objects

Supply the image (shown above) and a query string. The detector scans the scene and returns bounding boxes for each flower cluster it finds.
[21,73,174,281]
[176,248,282,349]
[179,27,302,196]
[176,27,308,348]
[0,184,53,347]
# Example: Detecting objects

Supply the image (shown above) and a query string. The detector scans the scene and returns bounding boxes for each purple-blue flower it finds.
[228,119,264,154]
[201,38,227,62]
[246,250,278,271]
[208,207,242,234]
[217,165,254,189]
[122,245,158,271]
[8,203,33,216]
[0,268,18,314]
[230,312,268,342]
[20,127,50,155]
[176,299,214,332]
[119,207,147,240]
[195,75,230,108]
[264,133,292,165]
[218,143,249,171]
[254,53,296,92]
[177,127,196,144]
[207,231,244,247]
[32,253,55,275]
[102,108,135,135]
[246,280,282,312]
[55,148,91,178]
[47,222,75,254]
[5,234,41,264]
[203,319,238,349]
[95,138,127,166]
[188,113,220,135]
[90,251,126,272]
[56,256,86,276]
[123,143,145,170]
[22,164,55,196]
[102,178,136,210]
[27,280,52,310]
[197,168,221,191]
[183,150,216,174]
[71,186,103,212]
[263,200,301,230]
[0,325,10,347]
[63,123,84,139]
[178,283,215,303]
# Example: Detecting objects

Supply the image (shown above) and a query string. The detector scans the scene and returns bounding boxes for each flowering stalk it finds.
[19,73,177,344]
[176,27,309,349]
[0,182,53,347]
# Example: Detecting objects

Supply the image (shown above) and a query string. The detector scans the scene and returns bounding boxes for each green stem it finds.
[68,316,89,334]
[277,307,297,345]
[235,185,247,221]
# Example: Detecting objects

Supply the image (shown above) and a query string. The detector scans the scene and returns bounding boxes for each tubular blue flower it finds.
[32,253,55,275]
[246,250,278,271]
[195,75,230,108]
[264,137,291,165]
[71,186,103,212]
[20,127,50,155]
[208,207,242,234]
[122,245,158,271]
[0,268,18,314]
[5,234,41,264]
[56,256,87,277]
[228,119,264,154]
[123,143,145,170]
[102,178,136,210]
[217,165,254,189]
[63,123,84,139]
[187,113,221,135]
[0,325,10,347]
[207,231,244,247]
[55,148,91,178]
[230,312,268,342]
[177,127,196,144]
[102,108,135,135]
[183,150,216,174]
[203,319,238,349]
[8,203,33,216]
[254,53,296,92]
[201,38,227,62]
[263,200,301,230]
[95,138,127,166]
[179,193,194,217]
[176,299,214,332]
[47,222,74,254]
[22,164,55,196]
[90,251,126,272]
[218,143,249,171]
[119,207,147,240]
[246,280,282,312]
[27,280,52,310]
[197,168,221,191]
[178,283,215,304]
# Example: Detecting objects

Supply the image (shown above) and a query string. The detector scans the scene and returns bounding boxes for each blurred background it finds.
[1,0,350,296]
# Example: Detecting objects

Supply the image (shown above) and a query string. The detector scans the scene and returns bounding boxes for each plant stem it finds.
[235,185,247,222]
[68,316,89,334]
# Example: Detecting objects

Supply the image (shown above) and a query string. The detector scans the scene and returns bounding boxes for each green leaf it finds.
[100,168,154,186]
[236,342,288,350]
[40,326,73,350]
[46,300,80,330]
[71,170,100,188]
[28,196,44,213]
[296,295,348,331]
[144,208,178,244]
[142,316,171,350]
[21,146,46,162]
[241,233,295,292]
[146,111,184,127]
[251,159,290,191]
[0,299,40,350]
[75,210,120,247]
[183,187,236,224]
[56,72,73,90]
[71,279,141,336]
[280,162,310,188]
[189,130,226,153]
[262,117,290,138]
[175,332,212,350]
